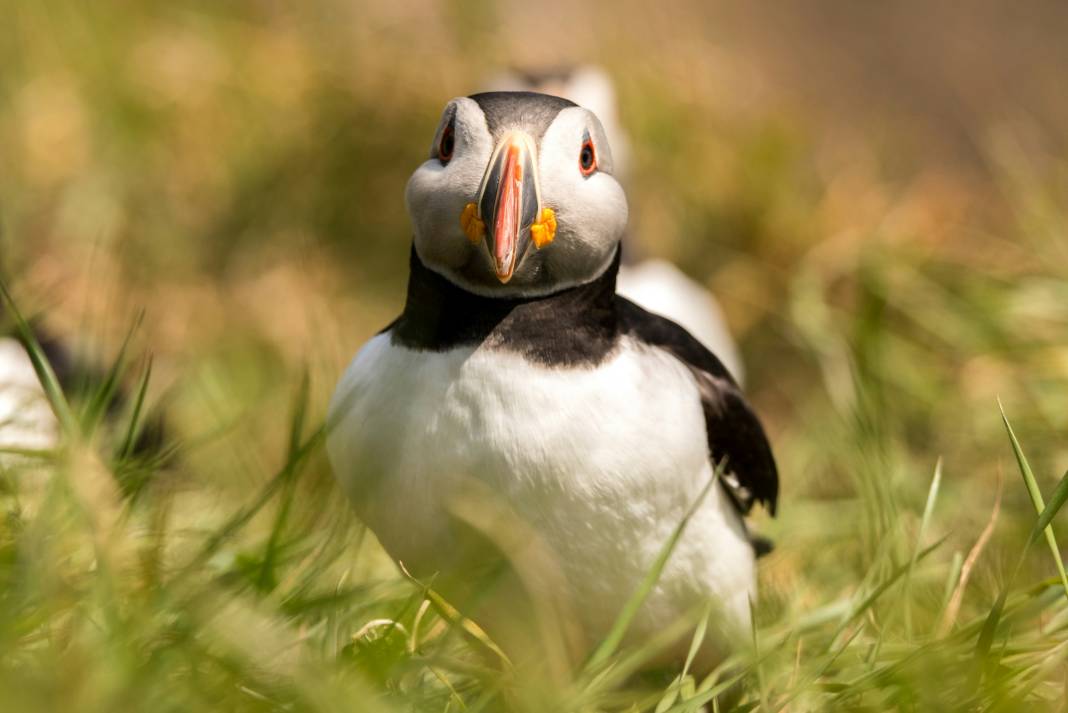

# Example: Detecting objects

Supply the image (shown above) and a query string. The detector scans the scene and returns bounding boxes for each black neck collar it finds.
[391,246,623,366]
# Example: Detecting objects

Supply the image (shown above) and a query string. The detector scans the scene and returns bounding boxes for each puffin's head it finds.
[405,92,628,297]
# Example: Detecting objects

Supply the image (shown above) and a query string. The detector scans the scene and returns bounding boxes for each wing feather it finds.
[618,297,779,515]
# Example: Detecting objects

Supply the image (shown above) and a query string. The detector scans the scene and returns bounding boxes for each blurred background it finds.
[3,1,1068,710]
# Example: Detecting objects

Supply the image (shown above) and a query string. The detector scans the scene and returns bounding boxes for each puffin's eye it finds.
[579,138,597,176]
[439,122,455,164]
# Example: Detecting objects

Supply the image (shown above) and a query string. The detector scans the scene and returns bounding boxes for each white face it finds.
[405,94,629,297]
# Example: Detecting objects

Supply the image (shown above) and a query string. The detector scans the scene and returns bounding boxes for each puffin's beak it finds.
[476,132,541,283]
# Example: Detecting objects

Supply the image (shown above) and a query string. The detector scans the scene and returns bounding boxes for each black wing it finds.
[618,297,779,516]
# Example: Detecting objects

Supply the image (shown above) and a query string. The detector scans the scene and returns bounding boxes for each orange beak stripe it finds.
[492,142,523,282]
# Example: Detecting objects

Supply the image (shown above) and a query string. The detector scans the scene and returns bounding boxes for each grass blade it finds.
[397,563,513,671]
[750,596,769,711]
[119,356,153,460]
[905,458,942,637]
[655,601,713,713]
[1029,469,1068,543]
[939,471,1003,636]
[82,309,143,435]
[584,458,727,672]
[935,551,963,630]
[257,370,311,591]
[998,399,1068,601]
[975,589,1009,662]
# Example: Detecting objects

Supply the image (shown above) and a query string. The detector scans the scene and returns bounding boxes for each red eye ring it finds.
[579,138,597,176]
[439,123,455,164]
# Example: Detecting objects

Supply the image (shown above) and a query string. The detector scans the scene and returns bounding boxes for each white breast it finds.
[328,333,755,653]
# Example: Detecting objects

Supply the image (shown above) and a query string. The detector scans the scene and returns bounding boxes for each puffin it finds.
[486,65,746,384]
[327,92,778,670]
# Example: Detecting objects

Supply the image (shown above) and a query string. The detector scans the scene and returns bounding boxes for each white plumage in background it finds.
[0,335,57,457]
[0,316,169,466]
[485,65,745,384]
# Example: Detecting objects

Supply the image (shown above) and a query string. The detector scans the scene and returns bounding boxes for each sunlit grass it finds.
[3,243,1068,710]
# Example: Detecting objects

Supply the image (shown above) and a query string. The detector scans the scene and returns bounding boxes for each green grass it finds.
[4,317,1068,713]
[2,264,1068,711]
